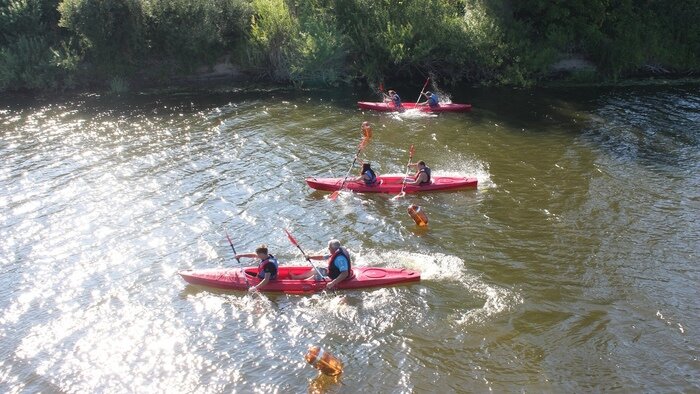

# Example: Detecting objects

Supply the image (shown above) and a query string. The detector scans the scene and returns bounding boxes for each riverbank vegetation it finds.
[1,0,699,93]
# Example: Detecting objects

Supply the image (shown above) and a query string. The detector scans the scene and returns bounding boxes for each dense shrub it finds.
[1,0,699,92]
[142,0,252,74]
[288,0,348,86]
[58,0,145,76]
[0,0,76,90]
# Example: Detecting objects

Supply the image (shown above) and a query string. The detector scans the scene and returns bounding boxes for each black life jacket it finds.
[257,254,278,279]
[418,166,431,184]
[327,248,351,280]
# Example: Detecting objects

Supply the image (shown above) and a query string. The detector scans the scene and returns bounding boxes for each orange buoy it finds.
[407,204,429,226]
[305,345,344,376]
[361,121,372,139]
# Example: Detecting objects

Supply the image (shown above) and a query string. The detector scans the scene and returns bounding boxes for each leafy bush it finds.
[0,0,75,91]
[0,35,53,90]
[3,0,700,92]
[246,0,300,81]
[289,0,348,86]
[58,0,145,75]
[142,0,252,73]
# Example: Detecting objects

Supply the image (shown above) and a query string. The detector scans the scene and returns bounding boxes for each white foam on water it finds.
[350,250,461,281]
[434,153,495,189]
[396,109,438,120]
[352,250,522,326]
[453,275,523,326]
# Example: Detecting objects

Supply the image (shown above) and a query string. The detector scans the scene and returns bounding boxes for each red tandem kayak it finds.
[179,266,420,293]
[358,101,472,113]
[306,175,477,194]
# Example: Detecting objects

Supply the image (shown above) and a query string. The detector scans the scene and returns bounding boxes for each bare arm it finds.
[234,253,258,259]
[249,272,271,292]
[326,270,349,290]
[405,171,428,185]
[289,269,315,280]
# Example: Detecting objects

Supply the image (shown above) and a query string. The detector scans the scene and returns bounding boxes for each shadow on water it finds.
[582,87,700,172]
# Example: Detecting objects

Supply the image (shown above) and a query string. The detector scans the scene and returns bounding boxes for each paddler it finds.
[384,89,402,108]
[290,239,351,290]
[419,91,439,108]
[235,244,279,292]
[405,160,432,185]
[355,162,377,186]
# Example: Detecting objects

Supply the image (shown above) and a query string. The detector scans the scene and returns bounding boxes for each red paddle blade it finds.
[409,144,415,158]
[379,82,384,92]
[329,190,340,200]
[283,228,299,246]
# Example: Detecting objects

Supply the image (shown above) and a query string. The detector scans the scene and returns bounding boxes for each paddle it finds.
[329,138,368,200]
[225,231,251,288]
[415,77,430,105]
[283,228,327,282]
[393,144,415,200]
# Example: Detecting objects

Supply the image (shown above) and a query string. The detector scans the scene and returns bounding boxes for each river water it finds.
[0,84,698,392]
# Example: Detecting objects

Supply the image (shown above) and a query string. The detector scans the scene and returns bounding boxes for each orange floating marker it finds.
[361,121,372,139]
[407,204,429,226]
[305,345,344,376]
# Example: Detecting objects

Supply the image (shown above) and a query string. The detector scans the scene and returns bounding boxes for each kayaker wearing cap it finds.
[384,90,402,108]
[419,91,439,108]
[235,244,279,292]
[405,160,432,185]
[356,162,377,186]
[290,239,351,290]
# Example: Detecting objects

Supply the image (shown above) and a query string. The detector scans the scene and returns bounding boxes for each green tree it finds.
[0,0,77,91]
[58,0,145,76]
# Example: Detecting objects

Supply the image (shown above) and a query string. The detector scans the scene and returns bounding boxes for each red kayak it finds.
[179,266,420,294]
[306,175,477,194]
[358,101,472,113]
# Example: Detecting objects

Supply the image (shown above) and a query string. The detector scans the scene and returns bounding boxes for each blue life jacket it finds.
[363,168,377,185]
[392,94,402,108]
[257,254,278,279]
[428,94,439,107]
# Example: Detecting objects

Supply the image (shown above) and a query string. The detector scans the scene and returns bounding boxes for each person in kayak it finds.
[356,162,377,185]
[419,91,439,108]
[405,160,432,185]
[235,244,279,291]
[384,90,402,108]
[289,239,351,290]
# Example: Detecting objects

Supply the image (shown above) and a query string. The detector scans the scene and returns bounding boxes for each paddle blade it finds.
[329,190,340,200]
[283,228,299,247]
[392,191,406,200]
[379,82,384,92]
[409,144,415,159]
